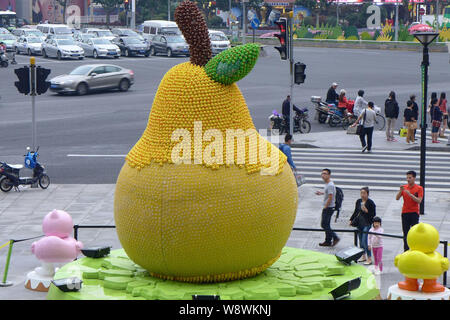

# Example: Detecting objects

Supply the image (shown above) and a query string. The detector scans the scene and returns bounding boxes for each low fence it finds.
[1,224,448,287]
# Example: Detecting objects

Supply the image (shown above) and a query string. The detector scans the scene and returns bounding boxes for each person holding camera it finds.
[349,187,376,265]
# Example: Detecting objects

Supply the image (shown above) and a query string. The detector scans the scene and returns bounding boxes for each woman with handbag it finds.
[404,101,417,144]
[350,102,377,153]
[430,98,443,143]
[349,187,376,265]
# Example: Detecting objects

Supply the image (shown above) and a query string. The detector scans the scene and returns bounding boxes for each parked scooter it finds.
[0,147,50,192]
[269,108,311,134]
[311,96,333,124]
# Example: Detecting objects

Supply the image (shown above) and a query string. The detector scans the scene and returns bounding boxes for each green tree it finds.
[93,0,123,26]
[295,0,330,27]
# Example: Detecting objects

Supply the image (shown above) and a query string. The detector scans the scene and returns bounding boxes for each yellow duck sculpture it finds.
[113,1,298,283]
[395,223,449,293]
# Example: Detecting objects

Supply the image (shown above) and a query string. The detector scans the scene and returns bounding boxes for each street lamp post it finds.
[413,31,439,216]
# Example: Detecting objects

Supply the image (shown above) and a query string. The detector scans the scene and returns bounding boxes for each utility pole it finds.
[394,2,399,41]
[229,0,232,34]
[288,17,294,136]
[168,0,171,20]
[131,0,135,30]
[242,0,246,44]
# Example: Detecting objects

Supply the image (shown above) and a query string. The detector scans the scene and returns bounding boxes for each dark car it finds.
[111,36,149,57]
[111,28,146,42]
[149,35,189,57]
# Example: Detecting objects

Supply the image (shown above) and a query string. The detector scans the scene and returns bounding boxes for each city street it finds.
[0,46,449,183]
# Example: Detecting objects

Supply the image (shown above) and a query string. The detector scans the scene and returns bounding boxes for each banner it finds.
[0,0,15,11]
[32,0,84,24]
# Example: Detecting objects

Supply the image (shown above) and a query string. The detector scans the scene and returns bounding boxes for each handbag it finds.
[350,201,365,227]
[409,121,418,130]
[431,106,442,127]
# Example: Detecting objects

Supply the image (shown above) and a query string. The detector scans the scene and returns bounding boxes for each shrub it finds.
[346,35,359,40]
[343,25,358,38]
[373,29,381,39]
[295,25,309,38]
[326,16,337,26]
[360,31,373,41]
[304,32,315,39]
[314,33,328,39]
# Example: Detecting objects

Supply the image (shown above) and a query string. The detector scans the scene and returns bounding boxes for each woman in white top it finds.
[351,101,377,153]
[353,90,368,117]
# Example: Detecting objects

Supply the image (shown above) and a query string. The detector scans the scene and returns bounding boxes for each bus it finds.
[0,10,17,31]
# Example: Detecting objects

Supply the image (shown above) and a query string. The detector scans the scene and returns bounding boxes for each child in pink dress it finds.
[368,216,383,275]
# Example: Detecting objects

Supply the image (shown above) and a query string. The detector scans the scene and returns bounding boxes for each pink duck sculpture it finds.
[25,209,83,292]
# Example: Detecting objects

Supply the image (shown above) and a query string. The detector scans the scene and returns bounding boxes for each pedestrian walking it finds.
[353,90,368,118]
[404,101,417,144]
[351,101,377,153]
[430,98,443,143]
[279,133,296,171]
[428,92,437,114]
[385,91,399,142]
[349,187,376,265]
[438,92,447,138]
[368,216,384,275]
[315,169,340,247]
[408,95,419,140]
[395,170,423,251]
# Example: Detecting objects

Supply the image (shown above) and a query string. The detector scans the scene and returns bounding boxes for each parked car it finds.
[11,28,46,41]
[85,29,116,41]
[111,28,146,42]
[14,36,43,55]
[141,20,180,42]
[209,30,230,55]
[42,38,84,60]
[78,37,121,58]
[112,36,149,57]
[0,33,17,51]
[49,64,134,95]
[149,35,189,57]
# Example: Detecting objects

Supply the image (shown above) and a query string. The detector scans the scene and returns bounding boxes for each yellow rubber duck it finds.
[113,1,298,283]
[394,223,449,292]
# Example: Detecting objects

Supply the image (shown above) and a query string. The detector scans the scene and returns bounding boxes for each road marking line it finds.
[67,154,126,157]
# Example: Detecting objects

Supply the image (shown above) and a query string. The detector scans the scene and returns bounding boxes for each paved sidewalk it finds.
[0,183,448,300]
[285,128,450,150]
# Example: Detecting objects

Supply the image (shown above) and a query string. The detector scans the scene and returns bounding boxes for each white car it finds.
[15,36,43,55]
[42,38,84,60]
[209,30,230,55]
[85,29,116,42]
[78,38,121,58]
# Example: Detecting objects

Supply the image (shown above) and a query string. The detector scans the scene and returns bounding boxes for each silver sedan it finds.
[42,38,84,60]
[77,38,121,59]
[15,36,43,55]
[49,64,135,95]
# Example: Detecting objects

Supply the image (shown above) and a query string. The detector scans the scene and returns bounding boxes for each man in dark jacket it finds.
[385,91,399,142]
[282,95,301,132]
[409,94,419,140]
[326,82,339,106]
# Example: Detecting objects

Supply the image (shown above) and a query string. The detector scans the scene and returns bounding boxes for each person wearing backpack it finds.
[349,187,376,265]
[315,169,340,247]
[385,91,399,142]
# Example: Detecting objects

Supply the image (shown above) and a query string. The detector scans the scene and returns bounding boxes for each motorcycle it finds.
[269,107,311,134]
[0,50,8,68]
[327,105,358,130]
[311,96,333,124]
[0,147,50,192]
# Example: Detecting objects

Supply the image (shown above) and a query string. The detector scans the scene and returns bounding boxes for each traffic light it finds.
[274,18,288,60]
[294,62,306,84]
[14,66,30,95]
[36,66,51,95]
[124,0,129,10]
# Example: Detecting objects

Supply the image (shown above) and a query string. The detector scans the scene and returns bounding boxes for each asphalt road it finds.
[0,46,449,183]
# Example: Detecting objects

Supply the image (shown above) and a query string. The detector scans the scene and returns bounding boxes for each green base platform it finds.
[47,247,380,300]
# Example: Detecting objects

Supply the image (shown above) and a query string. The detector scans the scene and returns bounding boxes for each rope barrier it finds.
[0,241,11,251]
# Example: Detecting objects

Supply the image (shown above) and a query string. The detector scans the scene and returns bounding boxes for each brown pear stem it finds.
[174,0,212,66]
